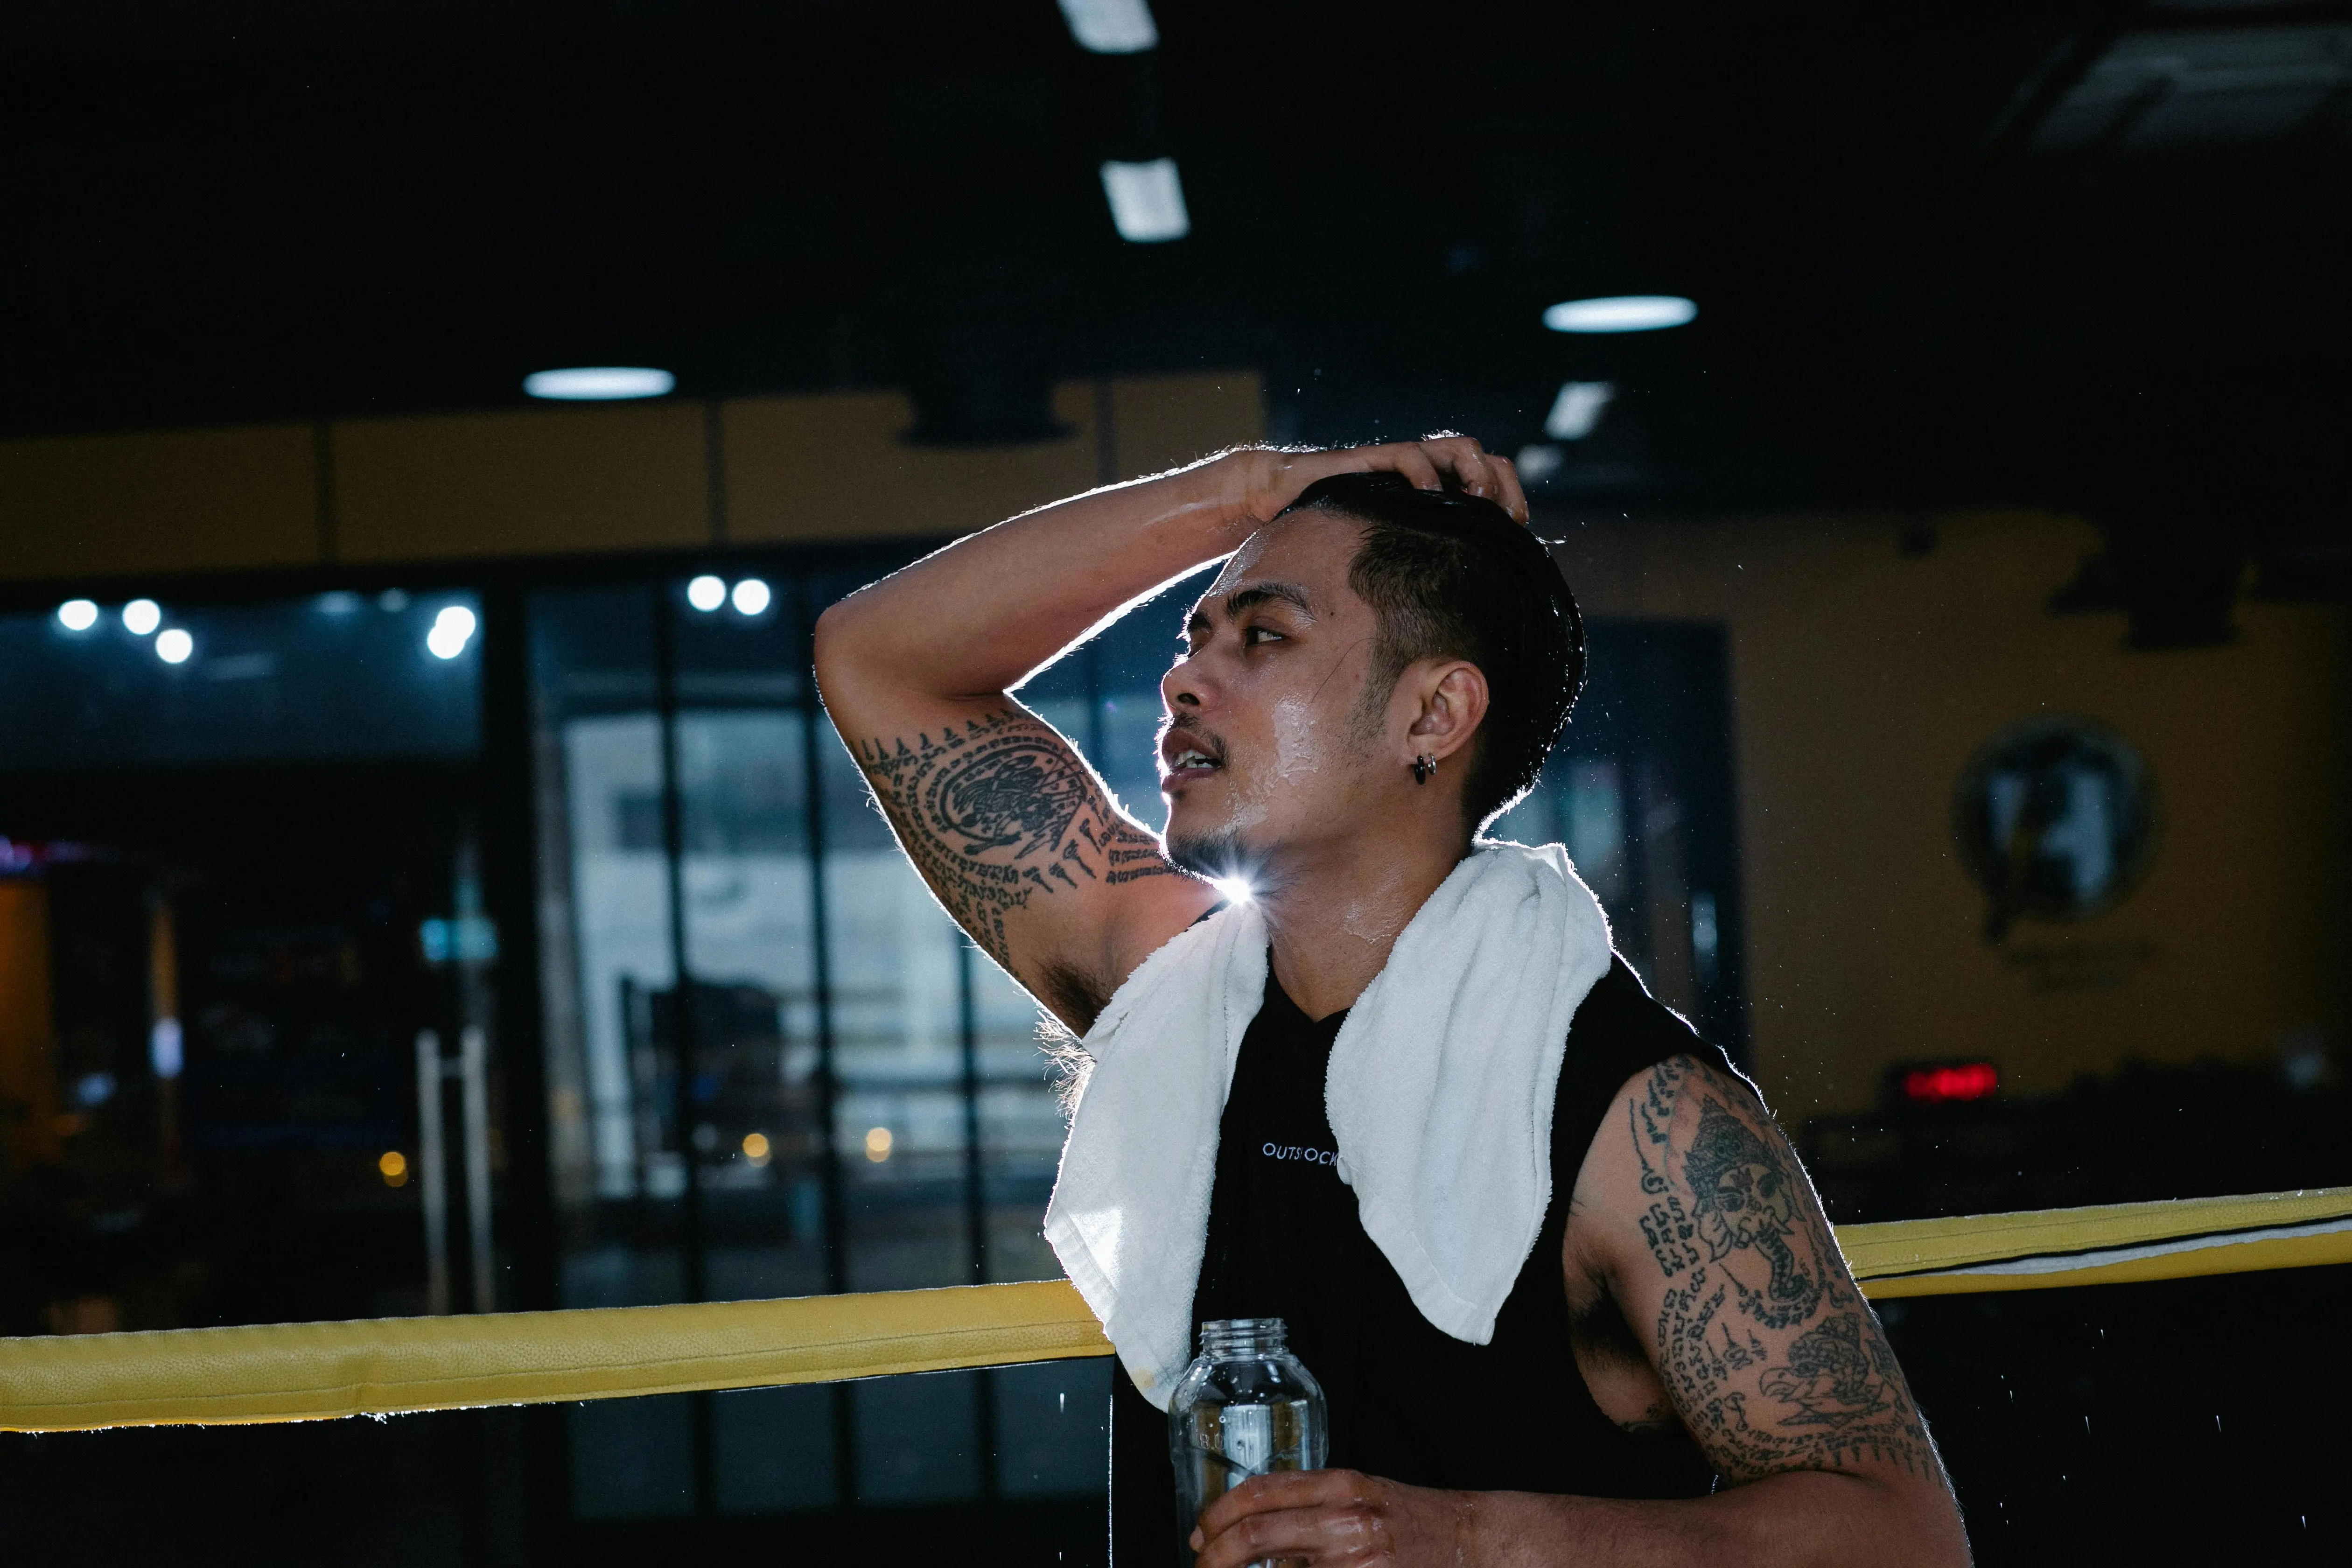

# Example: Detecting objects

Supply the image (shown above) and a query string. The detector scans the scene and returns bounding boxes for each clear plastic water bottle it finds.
[1168,1318,1328,1562]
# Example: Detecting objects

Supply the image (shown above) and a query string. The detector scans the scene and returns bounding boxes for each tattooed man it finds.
[815,440,1967,1567]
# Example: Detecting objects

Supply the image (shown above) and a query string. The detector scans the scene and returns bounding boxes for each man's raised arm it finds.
[810,441,1526,1031]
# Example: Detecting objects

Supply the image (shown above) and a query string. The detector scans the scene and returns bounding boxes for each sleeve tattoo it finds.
[852,707,1185,978]
[1631,1056,1936,1484]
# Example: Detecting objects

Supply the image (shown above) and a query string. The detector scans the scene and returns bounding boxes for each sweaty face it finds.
[1157,512,1393,885]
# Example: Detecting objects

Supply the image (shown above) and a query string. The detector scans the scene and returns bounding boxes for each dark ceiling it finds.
[7,1,2350,546]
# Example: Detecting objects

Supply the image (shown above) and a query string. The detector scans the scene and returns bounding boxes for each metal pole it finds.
[795,574,857,1508]
[417,1029,450,1316]
[462,1024,495,1314]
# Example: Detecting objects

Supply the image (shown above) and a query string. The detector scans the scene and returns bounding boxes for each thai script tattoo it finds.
[853,707,1181,975]
[1632,1056,1937,1484]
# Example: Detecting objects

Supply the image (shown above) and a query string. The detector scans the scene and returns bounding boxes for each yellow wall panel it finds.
[724,385,1099,545]
[331,404,709,563]
[0,426,318,581]
[1555,510,2352,1118]
[1109,370,1264,478]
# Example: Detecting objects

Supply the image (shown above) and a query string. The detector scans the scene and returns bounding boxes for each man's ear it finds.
[1403,659,1490,765]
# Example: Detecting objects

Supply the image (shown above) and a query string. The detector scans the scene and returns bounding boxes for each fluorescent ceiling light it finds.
[686,574,727,612]
[1057,0,1158,53]
[523,366,676,400]
[56,599,98,631]
[1544,381,1616,441]
[155,628,194,664]
[123,598,161,636]
[1515,444,1564,483]
[1542,295,1696,333]
[731,578,772,616]
[1101,158,1190,243]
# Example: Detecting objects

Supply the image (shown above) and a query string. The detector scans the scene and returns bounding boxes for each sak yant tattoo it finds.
[1633,1057,1933,1483]
[854,707,1181,976]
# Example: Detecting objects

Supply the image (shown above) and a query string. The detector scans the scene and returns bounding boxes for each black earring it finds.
[1412,754,1436,785]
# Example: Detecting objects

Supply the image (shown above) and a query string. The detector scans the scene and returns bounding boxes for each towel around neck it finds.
[1043,840,1614,1409]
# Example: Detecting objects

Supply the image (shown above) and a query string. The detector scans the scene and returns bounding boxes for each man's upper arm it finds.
[1575,1053,1944,1488]
[836,694,1216,1031]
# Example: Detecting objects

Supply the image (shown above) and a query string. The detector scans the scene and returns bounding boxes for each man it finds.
[813,437,1968,1567]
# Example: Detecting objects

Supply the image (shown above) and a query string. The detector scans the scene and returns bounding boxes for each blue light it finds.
[1101,159,1190,244]
[150,1019,184,1080]
[1057,0,1158,52]
[426,605,477,660]
[1542,295,1696,333]
[524,367,676,400]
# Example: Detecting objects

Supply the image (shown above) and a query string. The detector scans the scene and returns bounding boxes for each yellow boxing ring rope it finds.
[5,1186,2349,1434]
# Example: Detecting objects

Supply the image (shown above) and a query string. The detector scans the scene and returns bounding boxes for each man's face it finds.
[1157,511,1394,883]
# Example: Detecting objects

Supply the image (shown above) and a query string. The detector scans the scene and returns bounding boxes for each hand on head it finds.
[1219,435,1530,530]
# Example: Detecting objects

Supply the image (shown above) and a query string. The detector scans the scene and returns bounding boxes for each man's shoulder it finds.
[1568,955,1715,1069]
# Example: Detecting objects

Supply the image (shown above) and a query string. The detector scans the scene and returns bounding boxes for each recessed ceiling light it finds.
[1542,295,1696,333]
[56,599,99,632]
[426,605,477,660]
[731,578,772,616]
[123,598,162,636]
[686,575,727,612]
[523,367,676,401]
[1544,381,1616,441]
[1057,0,1157,52]
[155,628,194,664]
[1101,159,1190,243]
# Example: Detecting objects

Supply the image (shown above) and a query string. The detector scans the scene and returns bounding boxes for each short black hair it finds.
[1279,469,1585,829]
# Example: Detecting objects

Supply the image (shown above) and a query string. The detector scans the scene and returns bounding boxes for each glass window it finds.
[533,562,1129,1518]
[0,590,491,1337]
[0,589,480,769]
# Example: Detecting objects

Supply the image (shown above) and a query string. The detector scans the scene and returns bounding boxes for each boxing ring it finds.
[5,1186,2347,1433]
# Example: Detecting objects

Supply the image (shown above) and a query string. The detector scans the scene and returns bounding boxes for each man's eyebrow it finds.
[1220,581,1315,619]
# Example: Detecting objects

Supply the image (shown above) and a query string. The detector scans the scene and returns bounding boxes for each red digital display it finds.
[1901,1061,2000,1103]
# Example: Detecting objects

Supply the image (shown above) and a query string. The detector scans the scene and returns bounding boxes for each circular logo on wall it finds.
[1953,715,2159,943]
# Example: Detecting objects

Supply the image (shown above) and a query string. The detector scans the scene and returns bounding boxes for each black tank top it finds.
[1108,955,1725,1564]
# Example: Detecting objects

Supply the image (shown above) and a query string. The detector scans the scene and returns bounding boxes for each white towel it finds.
[1042,840,1613,1409]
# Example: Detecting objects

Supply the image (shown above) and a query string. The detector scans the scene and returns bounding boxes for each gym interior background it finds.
[2,2,2347,1563]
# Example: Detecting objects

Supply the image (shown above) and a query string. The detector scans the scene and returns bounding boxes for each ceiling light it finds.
[1515,444,1565,483]
[1544,381,1616,441]
[686,574,727,612]
[123,599,162,636]
[1057,0,1158,52]
[1542,295,1696,334]
[523,366,676,401]
[426,604,477,660]
[56,600,98,632]
[155,628,194,664]
[731,578,772,616]
[1101,159,1190,244]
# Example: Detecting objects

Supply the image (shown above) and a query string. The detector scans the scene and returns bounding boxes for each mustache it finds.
[1157,718,1229,767]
